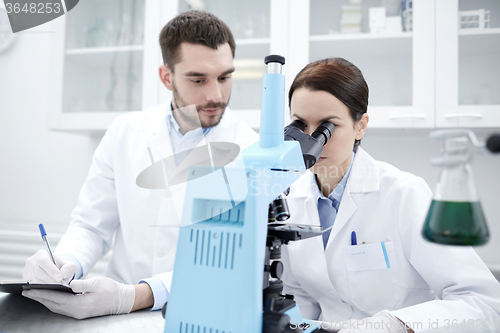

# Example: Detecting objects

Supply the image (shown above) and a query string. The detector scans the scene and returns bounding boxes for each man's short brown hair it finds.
[159,11,236,71]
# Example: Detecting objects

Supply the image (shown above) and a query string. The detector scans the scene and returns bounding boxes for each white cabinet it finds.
[48,0,500,132]
[48,0,272,132]
[436,0,500,128]
[49,0,165,132]
[287,0,500,129]
[285,0,436,129]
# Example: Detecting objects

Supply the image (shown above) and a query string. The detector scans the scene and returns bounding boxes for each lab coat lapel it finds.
[132,101,181,275]
[287,174,331,287]
[327,184,357,248]
[303,195,327,251]
[139,102,178,218]
[169,130,212,182]
[288,192,353,318]
[128,102,174,182]
[285,171,325,261]
[348,147,380,194]
[166,119,239,185]
[288,194,330,278]
[161,121,234,229]
[326,147,379,247]
[146,113,174,163]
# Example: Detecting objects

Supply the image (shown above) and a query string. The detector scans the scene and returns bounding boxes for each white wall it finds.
[1,19,499,279]
[0,21,100,227]
[0,20,106,280]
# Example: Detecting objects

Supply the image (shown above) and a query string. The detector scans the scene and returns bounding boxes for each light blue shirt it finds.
[61,104,212,311]
[165,104,211,166]
[315,152,355,249]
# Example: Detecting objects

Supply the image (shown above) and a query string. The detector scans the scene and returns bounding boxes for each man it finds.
[22,11,258,319]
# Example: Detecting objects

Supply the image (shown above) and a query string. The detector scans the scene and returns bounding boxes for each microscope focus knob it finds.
[161,302,167,319]
[263,312,295,333]
[486,134,500,153]
[270,261,284,279]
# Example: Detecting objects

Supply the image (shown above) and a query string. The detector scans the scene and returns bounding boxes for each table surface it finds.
[0,293,166,333]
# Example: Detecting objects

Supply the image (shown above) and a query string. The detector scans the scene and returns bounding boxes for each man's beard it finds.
[172,82,230,128]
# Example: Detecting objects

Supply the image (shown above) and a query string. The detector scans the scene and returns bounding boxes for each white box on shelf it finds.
[385,16,403,34]
[341,5,362,34]
[459,9,490,29]
[369,7,386,33]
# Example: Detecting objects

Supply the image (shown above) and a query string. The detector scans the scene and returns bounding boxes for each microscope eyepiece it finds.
[285,119,305,133]
[265,55,285,74]
[264,55,286,65]
[312,121,335,146]
[284,119,335,169]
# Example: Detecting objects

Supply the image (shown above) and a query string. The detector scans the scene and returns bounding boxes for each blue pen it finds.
[38,224,59,269]
[351,231,357,246]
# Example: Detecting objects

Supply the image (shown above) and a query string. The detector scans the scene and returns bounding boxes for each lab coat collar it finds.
[299,179,358,249]
[327,183,357,247]
[347,147,380,194]
[290,147,380,199]
[141,100,238,160]
[142,100,171,135]
[142,100,175,161]
[326,147,379,248]
[170,110,242,181]
[290,147,380,248]
[289,171,317,198]
[142,100,240,184]
[290,190,355,319]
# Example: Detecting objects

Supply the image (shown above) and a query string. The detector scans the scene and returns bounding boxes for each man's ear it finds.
[355,113,369,141]
[159,65,173,91]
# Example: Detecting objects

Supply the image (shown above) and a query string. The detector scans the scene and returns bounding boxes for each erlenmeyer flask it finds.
[422,137,489,246]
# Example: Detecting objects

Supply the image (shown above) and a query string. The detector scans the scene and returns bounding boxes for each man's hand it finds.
[22,276,135,319]
[23,250,77,284]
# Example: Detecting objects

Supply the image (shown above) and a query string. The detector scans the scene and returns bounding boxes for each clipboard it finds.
[0,281,76,294]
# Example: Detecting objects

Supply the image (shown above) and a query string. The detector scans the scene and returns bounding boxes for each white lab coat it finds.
[55,101,258,292]
[282,147,500,332]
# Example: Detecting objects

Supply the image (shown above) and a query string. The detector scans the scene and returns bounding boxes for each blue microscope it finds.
[163,55,334,333]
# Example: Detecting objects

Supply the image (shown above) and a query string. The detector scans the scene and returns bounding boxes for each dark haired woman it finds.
[282,58,500,332]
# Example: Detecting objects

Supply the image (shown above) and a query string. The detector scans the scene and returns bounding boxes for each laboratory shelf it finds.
[234,38,270,45]
[459,32,500,56]
[309,33,412,60]
[458,27,500,36]
[65,45,145,55]
[309,32,413,42]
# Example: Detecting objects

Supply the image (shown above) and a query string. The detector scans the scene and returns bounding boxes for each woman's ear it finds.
[355,113,369,141]
[159,65,173,91]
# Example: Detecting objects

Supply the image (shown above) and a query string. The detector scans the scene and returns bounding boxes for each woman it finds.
[281,58,500,332]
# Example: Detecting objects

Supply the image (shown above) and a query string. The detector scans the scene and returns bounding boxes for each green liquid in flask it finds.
[422,200,489,246]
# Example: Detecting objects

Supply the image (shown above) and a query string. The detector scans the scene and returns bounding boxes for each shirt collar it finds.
[166,103,212,136]
[314,151,355,209]
[166,103,180,135]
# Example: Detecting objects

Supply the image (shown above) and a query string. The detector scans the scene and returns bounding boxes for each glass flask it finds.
[422,136,489,246]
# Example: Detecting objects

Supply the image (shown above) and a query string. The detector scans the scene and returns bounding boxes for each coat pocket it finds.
[342,241,400,313]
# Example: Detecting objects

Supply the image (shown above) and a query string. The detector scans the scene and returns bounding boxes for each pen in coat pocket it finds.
[351,230,357,246]
[38,223,59,269]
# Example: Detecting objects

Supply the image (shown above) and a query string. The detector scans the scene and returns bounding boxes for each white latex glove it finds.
[318,311,408,333]
[23,249,77,285]
[22,276,136,319]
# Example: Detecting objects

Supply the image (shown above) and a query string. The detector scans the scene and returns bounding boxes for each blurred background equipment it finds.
[423,130,500,246]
